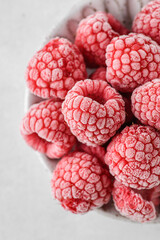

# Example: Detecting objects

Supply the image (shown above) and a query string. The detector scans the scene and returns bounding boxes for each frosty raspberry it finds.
[26,37,87,99]
[62,79,125,146]
[131,79,160,131]
[112,181,156,222]
[106,33,160,92]
[75,12,128,67]
[51,152,112,213]
[20,99,76,158]
[133,0,160,44]
[105,124,160,189]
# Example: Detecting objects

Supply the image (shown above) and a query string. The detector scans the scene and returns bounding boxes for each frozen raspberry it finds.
[62,79,125,146]
[77,143,106,165]
[26,37,87,99]
[112,181,156,222]
[122,94,134,124]
[20,99,76,158]
[51,151,112,213]
[131,79,160,131]
[132,0,160,45]
[90,67,107,81]
[75,12,128,67]
[106,33,160,92]
[105,124,160,190]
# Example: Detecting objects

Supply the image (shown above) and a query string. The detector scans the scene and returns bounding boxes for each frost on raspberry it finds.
[112,181,157,223]
[26,37,87,99]
[131,79,160,131]
[62,79,125,146]
[51,152,112,213]
[132,0,160,45]
[90,67,107,81]
[105,124,160,190]
[20,99,76,158]
[75,12,128,67]
[106,33,160,92]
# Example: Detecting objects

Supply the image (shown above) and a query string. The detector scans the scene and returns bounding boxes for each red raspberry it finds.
[20,99,76,158]
[62,79,125,146]
[77,143,106,165]
[26,37,87,99]
[90,67,106,81]
[75,12,128,67]
[131,79,160,131]
[112,181,156,222]
[51,151,112,213]
[105,124,160,190]
[106,33,160,92]
[132,0,160,45]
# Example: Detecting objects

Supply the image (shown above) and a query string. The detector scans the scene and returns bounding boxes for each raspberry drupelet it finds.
[105,124,160,190]
[51,152,112,213]
[90,67,107,81]
[75,11,129,67]
[26,37,87,99]
[20,99,76,158]
[62,79,126,146]
[132,0,160,45]
[131,79,160,131]
[106,33,160,92]
[112,180,157,223]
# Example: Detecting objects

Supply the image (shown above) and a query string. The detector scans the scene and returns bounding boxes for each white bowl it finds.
[25,0,160,222]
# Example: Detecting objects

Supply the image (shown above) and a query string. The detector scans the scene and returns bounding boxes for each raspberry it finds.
[106,33,160,92]
[20,99,76,158]
[62,79,125,146]
[75,12,128,67]
[90,67,106,81]
[132,0,160,45]
[131,79,160,131]
[26,37,87,99]
[105,124,160,189]
[51,152,112,213]
[112,181,156,222]
[77,143,106,165]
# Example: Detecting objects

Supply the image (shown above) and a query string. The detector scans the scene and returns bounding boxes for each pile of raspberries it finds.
[21,0,160,222]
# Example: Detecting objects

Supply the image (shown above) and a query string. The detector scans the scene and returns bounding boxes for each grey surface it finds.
[0,0,160,239]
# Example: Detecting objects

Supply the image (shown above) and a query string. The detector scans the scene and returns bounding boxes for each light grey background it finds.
[0,0,159,239]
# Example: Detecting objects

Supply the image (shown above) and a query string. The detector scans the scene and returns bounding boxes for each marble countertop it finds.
[0,0,159,239]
